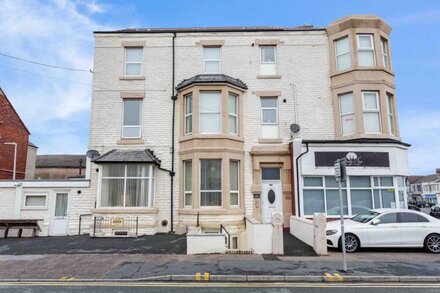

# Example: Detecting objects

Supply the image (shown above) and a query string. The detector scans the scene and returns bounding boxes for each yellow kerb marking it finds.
[204,273,210,281]
[195,272,201,281]
[324,273,334,282]
[334,273,343,282]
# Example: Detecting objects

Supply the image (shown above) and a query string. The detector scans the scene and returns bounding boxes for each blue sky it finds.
[0,0,439,175]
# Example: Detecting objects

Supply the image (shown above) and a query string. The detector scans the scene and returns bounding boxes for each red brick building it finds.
[0,87,30,179]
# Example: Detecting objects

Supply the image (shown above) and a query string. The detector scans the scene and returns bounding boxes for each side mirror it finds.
[371,219,380,225]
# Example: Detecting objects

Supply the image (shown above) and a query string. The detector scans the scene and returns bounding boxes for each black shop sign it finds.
[314,151,390,167]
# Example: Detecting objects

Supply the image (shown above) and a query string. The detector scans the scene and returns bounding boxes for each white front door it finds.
[262,181,283,224]
[51,192,69,236]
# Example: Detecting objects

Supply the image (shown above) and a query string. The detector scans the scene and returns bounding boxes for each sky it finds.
[0,0,439,175]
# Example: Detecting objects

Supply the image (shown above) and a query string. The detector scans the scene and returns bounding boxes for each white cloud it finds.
[0,0,114,154]
[391,10,440,26]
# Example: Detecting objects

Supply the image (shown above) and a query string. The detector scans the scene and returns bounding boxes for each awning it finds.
[93,149,161,165]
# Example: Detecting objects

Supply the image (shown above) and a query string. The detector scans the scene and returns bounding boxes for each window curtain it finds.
[200,159,222,206]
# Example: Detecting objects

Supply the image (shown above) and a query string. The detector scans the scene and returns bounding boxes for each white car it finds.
[326,209,440,253]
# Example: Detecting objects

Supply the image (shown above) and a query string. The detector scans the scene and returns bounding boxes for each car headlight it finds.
[326,229,338,236]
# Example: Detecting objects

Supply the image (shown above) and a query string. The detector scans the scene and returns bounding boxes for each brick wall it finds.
[0,90,29,180]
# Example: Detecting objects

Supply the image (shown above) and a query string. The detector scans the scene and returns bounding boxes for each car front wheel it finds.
[425,234,440,253]
[340,233,360,253]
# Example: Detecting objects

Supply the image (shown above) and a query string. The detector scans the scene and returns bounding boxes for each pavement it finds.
[0,234,439,284]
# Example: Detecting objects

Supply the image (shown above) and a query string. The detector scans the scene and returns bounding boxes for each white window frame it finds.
[338,92,356,135]
[121,99,142,139]
[381,38,390,69]
[362,91,381,133]
[356,34,376,66]
[199,91,222,134]
[386,93,396,135]
[199,159,222,208]
[260,97,278,125]
[229,160,240,208]
[124,47,143,77]
[203,46,221,73]
[23,193,48,209]
[99,164,155,208]
[184,94,193,135]
[228,93,238,135]
[260,45,276,64]
[334,36,351,71]
[184,160,192,207]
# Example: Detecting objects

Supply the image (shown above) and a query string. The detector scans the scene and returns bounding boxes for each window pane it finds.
[101,179,124,207]
[127,164,149,177]
[381,189,395,208]
[204,61,220,73]
[229,94,237,114]
[25,195,46,207]
[201,192,222,206]
[185,161,192,191]
[350,176,371,187]
[373,190,381,208]
[55,193,68,217]
[261,97,277,107]
[125,63,141,76]
[303,190,325,215]
[200,159,222,191]
[262,109,277,123]
[380,177,393,187]
[123,126,141,138]
[326,189,348,215]
[364,112,381,132]
[262,168,280,180]
[185,193,192,206]
[335,37,349,55]
[363,93,378,110]
[229,116,237,134]
[204,47,220,59]
[304,177,323,187]
[125,179,149,207]
[185,94,193,114]
[123,100,141,125]
[261,46,275,62]
[325,176,346,187]
[337,53,351,71]
[379,213,397,224]
[358,51,375,66]
[230,192,239,206]
[126,48,142,62]
[351,189,373,214]
[341,114,356,134]
[397,176,405,187]
[339,93,354,114]
[358,35,373,48]
[200,92,220,112]
[102,164,125,177]
[230,161,239,190]
[200,113,221,133]
[186,116,192,134]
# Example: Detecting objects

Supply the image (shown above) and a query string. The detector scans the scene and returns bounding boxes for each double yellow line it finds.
[324,272,343,282]
[195,272,210,281]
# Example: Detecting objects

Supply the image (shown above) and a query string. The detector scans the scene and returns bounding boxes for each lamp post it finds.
[4,142,17,180]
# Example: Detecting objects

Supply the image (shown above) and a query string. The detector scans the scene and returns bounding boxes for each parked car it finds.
[430,206,440,219]
[408,204,421,211]
[326,209,440,253]
[416,201,429,208]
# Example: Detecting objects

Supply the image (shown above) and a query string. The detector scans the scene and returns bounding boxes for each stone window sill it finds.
[178,208,245,215]
[257,75,281,79]
[117,139,145,145]
[258,138,283,144]
[119,76,146,81]
[92,207,159,214]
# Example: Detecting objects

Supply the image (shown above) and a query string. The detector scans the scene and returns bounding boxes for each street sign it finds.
[334,158,347,182]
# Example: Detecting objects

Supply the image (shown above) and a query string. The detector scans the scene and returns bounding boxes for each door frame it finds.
[261,167,283,223]
[49,189,71,236]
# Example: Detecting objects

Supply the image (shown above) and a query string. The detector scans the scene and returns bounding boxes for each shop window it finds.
[334,37,351,71]
[200,92,221,134]
[200,159,222,207]
[100,164,154,207]
[122,99,142,138]
[357,34,375,67]
[184,160,192,207]
[184,94,193,135]
[339,92,356,135]
[362,92,381,133]
[260,45,277,75]
[124,47,142,76]
[204,47,221,73]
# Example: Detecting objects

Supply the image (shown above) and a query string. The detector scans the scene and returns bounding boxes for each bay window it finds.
[339,92,356,135]
[386,93,396,135]
[357,34,375,67]
[184,94,193,135]
[122,99,142,138]
[200,159,222,207]
[228,93,238,134]
[125,47,142,76]
[334,37,351,71]
[184,160,192,207]
[200,92,221,134]
[230,161,239,207]
[204,47,221,73]
[381,38,390,69]
[100,164,154,207]
[362,91,381,133]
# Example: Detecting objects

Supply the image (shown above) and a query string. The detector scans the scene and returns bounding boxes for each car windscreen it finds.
[352,210,380,223]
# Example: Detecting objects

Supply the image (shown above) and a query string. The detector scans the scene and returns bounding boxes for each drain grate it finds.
[262,254,281,261]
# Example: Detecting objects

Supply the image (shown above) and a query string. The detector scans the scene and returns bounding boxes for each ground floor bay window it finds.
[100,164,155,207]
[302,175,406,217]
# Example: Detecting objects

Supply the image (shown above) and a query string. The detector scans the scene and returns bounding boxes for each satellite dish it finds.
[86,150,100,160]
[290,123,301,133]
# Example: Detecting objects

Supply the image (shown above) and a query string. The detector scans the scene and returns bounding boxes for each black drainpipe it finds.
[170,32,177,233]
[295,142,309,217]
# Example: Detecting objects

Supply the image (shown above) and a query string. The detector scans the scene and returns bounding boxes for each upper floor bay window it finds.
[200,92,221,134]
[230,160,239,207]
[184,94,193,135]
[260,46,276,75]
[339,92,356,135]
[125,47,143,76]
[260,97,278,138]
[381,38,390,69]
[334,37,351,71]
[122,99,142,138]
[362,91,381,133]
[100,164,155,207]
[200,159,222,207]
[228,93,238,134]
[386,93,396,135]
[357,34,375,67]
[184,160,192,207]
[204,47,221,73]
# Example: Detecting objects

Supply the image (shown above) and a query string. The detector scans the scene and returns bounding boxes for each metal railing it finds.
[92,216,139,237]
[220,224,231,249]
